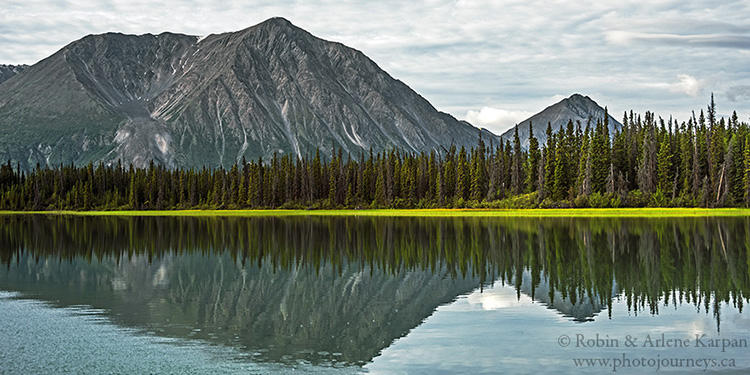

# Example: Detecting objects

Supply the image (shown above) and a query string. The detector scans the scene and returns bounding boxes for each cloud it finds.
[670,74,707,97]
[646,74,708,97]
[726,85,750,102]
[1,0,750,126]
[605,30,750,49]
[606,18,750,35]
[464,107,534,135]
[466,283,534,311]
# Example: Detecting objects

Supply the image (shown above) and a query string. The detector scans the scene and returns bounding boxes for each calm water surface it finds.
[1,215,749,374]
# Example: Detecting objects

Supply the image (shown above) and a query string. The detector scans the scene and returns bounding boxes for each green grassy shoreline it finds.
[1,208,750,217]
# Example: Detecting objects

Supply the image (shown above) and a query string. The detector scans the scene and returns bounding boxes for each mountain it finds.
[1,251,479,365]
[500,94,622,149]
[0,18,497,169]
[0,215,481,365]
[0,64,28,85]
[517,270,616,322]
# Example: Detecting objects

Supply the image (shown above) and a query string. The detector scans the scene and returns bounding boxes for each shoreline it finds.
[1,208,750,217]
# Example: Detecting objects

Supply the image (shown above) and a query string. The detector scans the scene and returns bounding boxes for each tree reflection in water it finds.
[1,215,748,364]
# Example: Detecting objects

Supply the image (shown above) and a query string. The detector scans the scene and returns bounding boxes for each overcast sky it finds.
[3,0,749,135]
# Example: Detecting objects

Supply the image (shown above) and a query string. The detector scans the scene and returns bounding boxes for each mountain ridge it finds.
[501,94,622,149]
[0,64,28,85]
[0,17,497,169]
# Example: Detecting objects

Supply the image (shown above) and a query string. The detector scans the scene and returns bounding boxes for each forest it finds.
[2,214,748,323]
[1,97,749,210]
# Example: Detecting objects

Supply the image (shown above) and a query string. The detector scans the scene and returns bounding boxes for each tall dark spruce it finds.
[1,97,749,210]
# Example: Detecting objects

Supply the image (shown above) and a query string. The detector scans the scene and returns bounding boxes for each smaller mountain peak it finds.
[255,17,300,32]
[563,93,602,110]
[567,93,592,101]
[239,17,310,41]
[263,17,294,26]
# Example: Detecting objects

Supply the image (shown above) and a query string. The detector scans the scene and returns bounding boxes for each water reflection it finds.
[1,214,749,367]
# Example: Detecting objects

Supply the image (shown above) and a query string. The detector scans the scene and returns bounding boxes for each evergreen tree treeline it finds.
[2,100,750,210]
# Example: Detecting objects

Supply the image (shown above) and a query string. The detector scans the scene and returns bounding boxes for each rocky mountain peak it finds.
[567,93,588,101]
[0,18,497,170]
[257,16,298,30]
[501,93,622,149]
[560,93,606,117]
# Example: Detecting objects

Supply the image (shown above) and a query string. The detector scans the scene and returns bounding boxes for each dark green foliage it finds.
[576,124,592,197]
[590,116,610,193]
[524,122,540,193]
[656,136,673,194]
[543,122,555,198]
[552,121,575,201]
[638,112,658,195]
[1,98,748,210]
[470,135,488,201]
[744,133,750,207]
[510,125,523,195]
[3,214,748,328]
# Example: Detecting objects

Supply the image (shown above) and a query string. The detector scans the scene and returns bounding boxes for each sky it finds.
[2,0,749,135]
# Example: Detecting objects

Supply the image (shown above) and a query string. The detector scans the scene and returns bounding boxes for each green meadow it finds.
[2,208,750,217]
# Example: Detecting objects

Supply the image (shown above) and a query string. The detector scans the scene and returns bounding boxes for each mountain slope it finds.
[0,18,497,169]
[501,94,622,149]
[0,64,28,85]
[0,215,481,365]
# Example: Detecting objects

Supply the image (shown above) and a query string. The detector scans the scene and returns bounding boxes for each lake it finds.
[1,214,749,374]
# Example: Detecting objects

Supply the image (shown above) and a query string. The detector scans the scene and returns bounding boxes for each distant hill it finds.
[501,94,622,149]
[0,18,497,169]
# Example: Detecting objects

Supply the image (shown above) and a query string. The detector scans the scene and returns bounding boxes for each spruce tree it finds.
[543,122,556,197]
[576,125,591,196]
[638,114,657,194]
[728,133,745,204]
[656,136,673,194]
[328,150,339,205]
[443,145,456,200]
[312,149,322,200]
[552,121,575,201]
[590,119,608,193]
[375,156,386,206]
[427,151,437,202]
[456,146,468,201]
[744,133,750,207]
[471,134,487,201]
[128,167,138,209]
[524,122,540,194]
[437,161,445,206]
[503,140,513,194]
[360,149,373,203]
[552,143,569,201]
[511,125,523,195]
[709,119,726,198]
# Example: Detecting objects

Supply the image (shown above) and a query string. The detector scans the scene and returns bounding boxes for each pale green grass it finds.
[1,208,749,217]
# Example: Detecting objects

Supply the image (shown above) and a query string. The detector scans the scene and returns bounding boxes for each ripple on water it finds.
[0,291,362,375]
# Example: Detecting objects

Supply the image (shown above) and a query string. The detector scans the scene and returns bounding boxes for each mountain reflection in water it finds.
[1,214,748,366]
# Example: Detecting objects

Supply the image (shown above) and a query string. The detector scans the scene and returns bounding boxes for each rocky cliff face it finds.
[0,18,497,169]
[0,64,27,85]
[501,94,622,149]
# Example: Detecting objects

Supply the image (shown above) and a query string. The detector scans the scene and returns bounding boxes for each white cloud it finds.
[643,74,708,98]
[670,74,707,97]
[1,0,750,125]
[605,30,750,49]
[605,30,635,45]
[464,107,534,135]
[466,283,534,311]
